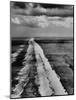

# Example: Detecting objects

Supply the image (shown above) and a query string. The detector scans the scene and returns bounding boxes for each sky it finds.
[10,1,74,37]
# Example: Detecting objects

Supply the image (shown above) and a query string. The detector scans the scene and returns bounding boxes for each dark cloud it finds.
[46,8,73,17]
[10,2,74,17]
[11,1,73,9]
[10,2,73,37]
[10,1,26,9]
[39,3,73,9]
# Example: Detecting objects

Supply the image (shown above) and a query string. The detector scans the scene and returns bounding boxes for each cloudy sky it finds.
[10,1,74,37]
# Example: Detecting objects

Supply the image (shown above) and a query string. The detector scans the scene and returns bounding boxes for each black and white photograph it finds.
[10,1,74,99]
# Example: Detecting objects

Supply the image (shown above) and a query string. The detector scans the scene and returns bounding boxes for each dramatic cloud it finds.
[11,2,73,17]
[11,15,73,28]
[11,15,49,28]
[10,2,73,37]
[11,2,73,29]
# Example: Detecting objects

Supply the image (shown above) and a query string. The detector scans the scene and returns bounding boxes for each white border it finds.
[0,0,75,100]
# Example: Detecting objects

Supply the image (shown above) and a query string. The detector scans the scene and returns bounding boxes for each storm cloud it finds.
[11,2,73,17]
[10,2,73,37]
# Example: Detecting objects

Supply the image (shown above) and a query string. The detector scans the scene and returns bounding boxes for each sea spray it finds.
[11,45,25,63]
[35,53,54,96]
[11,38,67,98]
[34,42,67,95]
[11,42,34,98]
